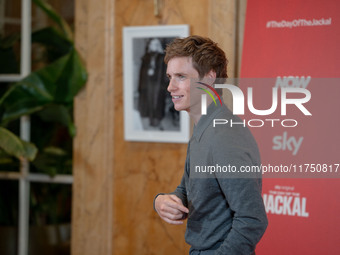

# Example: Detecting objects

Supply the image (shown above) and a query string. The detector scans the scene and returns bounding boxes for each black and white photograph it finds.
[123,25,190,142]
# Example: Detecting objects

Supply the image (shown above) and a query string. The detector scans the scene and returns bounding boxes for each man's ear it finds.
[206,69,216,79]
[203,70,217,84]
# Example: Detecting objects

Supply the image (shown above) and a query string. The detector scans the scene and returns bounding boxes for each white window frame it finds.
[0,1,73,255]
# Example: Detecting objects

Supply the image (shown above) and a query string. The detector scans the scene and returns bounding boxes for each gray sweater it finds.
[172,103,268,254]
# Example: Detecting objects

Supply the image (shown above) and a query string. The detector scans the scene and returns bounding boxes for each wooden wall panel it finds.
[72,0,114,254]
[209,0,236,77]
[113,1,192,254]
[73,1,240,255]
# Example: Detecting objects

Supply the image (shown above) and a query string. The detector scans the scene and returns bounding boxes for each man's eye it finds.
[179,75,185,80]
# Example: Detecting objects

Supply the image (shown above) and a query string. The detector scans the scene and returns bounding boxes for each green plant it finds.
[0,0,86,162]
[0,0,86,227]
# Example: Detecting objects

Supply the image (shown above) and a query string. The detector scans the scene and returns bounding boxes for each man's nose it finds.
[167,78,177,93]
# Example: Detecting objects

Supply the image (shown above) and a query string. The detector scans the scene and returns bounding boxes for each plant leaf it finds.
[32,0,73,41]
[32,146,71,176]
[0,73,54,123]
[32,27,72,62]
[53,49,87,103]
[37,104,76,137]
[0,48,87,124]
[0,127,37,161]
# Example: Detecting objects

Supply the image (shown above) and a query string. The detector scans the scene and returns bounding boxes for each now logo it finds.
[275,76,311,88]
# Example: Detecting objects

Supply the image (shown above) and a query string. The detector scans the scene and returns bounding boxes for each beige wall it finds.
[72,1,246,254]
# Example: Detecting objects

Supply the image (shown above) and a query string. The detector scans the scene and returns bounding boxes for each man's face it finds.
[166,57,199,112]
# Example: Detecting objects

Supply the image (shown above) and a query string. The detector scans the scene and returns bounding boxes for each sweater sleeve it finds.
[153,152,189,211]
[170,170,188,207]
[153,170,188,212]
[170,146,190,207]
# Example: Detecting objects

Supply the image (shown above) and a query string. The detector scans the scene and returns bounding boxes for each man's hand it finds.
[155,194,189,225]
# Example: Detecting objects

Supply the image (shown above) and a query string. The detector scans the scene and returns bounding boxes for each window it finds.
[0,1,74,254]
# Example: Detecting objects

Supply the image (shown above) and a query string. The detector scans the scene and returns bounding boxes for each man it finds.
[154,35,268,255]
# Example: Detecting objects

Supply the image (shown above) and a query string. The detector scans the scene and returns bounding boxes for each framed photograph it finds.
[123,25,190,143]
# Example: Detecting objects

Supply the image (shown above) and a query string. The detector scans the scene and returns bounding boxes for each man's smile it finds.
[172,95,184,99]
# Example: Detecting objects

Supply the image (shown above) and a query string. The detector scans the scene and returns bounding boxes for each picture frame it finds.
[123,25,190,143]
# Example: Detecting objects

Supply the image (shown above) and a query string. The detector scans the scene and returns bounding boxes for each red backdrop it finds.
[240,0,340,254]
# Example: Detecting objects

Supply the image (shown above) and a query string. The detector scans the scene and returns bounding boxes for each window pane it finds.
[29,183,71,255]
[0,0,21,74]
[2,0,22,36]
[0,180,18,255]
